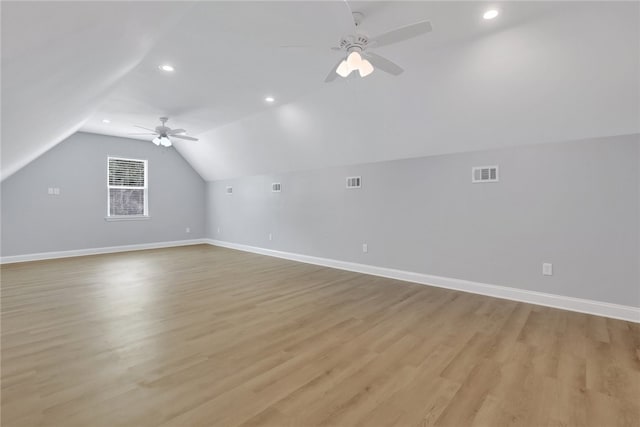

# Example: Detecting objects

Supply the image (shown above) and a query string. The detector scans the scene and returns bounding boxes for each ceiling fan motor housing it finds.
[339,34,369,53]
[156,117,170,134]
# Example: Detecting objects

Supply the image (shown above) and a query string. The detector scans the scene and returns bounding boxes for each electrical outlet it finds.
[362,243,368,253]
[48,187,54,195]
[217,227,221,234]
[543,263,553,276]
[268,233,273,241]
[185,227,191,233]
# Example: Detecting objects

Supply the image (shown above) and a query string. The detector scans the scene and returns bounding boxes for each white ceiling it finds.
[2,1,638,181]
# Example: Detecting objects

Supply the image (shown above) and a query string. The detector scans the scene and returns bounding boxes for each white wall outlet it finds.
[53,187,60,195]
[362,243,368,253]
[185,227,191,233]
[48,187,54,195]
[268,233,273,241]
[543,263,553,276]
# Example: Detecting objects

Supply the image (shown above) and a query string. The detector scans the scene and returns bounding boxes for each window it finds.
[107,157,148,217]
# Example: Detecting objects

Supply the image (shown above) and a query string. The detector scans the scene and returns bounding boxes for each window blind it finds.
[108,158,145,187]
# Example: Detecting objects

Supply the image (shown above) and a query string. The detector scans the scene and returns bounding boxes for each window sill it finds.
[105,216,151,222]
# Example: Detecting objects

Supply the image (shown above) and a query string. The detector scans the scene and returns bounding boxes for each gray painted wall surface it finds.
[1,132,206,256]
[207,134,640,307]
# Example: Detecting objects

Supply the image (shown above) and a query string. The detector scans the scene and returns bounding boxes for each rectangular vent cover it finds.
[346,176,362,189]
[472,166,499,183]
[225,186,233,195]
[271,183,281,192]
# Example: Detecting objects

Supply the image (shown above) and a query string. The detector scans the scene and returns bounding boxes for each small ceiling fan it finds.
[325,11,432,82]
[130,117,198,147]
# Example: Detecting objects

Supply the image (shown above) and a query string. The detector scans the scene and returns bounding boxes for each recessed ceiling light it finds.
[102,119,111,124]
[265,96,275,103]
[159,64,174,72]
[483,9,499,20]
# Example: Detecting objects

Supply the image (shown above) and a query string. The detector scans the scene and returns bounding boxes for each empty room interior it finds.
[1,1,639,426]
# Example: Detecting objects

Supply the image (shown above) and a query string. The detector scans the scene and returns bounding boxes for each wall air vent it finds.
[472,166,499,183]
[225,186,233,195]
[271,183,281,192]
[346,176,362,189]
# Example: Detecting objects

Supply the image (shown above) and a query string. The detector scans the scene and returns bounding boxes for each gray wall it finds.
[207,134,640,307]
[1,132,206,256]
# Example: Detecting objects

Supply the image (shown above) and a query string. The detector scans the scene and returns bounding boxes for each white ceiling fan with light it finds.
[325,10,432,82]
[130,117,198,147]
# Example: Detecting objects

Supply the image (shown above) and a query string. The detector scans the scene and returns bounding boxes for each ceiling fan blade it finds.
[281,45,340,53]
[363,52,404,75]
[133,125,156,132]
[171,134,199,141]
[324,58,345,83]
[369,20,432,48]
[168,128,186,135]
[127,133,158,135]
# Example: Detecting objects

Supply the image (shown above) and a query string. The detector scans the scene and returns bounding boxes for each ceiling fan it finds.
[130,117,198,147]
[325,11,432,82]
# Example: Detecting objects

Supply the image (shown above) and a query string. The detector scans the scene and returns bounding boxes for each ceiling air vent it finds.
[472,166,499,183]
[346,176,362,189]
[272,182,281,192]
[225,186,233,195]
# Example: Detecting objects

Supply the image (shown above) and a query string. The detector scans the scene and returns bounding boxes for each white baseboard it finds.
[206,239,640,323]
[3,238,637,323]
[0,239,208,264]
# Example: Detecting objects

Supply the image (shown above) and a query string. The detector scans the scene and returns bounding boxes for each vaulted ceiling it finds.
[2,1,638,181]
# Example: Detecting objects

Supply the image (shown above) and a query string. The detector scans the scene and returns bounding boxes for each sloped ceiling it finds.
[2,1,638,182]
[1,1,196,180]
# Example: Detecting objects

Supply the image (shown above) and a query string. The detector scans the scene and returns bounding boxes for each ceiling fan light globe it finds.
[359,59,374,77]
[336,60,351,77]
[346,51,362,71]
[152,137,161,146]
[160,136,172,147]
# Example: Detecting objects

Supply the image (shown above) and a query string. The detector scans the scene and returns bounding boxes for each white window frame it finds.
[106,156,149,220]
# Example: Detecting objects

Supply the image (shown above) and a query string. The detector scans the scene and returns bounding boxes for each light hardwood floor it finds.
[1,245,639,426]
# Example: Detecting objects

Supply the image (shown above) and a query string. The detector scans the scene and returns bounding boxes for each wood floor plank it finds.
[1,244,638,426]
